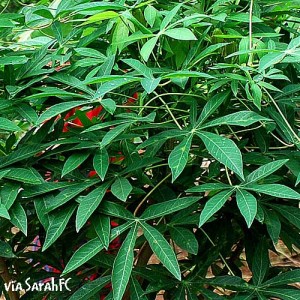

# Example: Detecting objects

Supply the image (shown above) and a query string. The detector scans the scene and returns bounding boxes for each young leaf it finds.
[236,189,257,228]
[112,224,138,300]
[197,131,244,180]
[246,184,300,200]
[170,227,199,255]
[93,215,111,249]
[141,196,199,220]
[168,135,193,182]
[93,148,109,181]
[111,177,132,202]
[69,276,111,300]
[76,182,110,232]
[245,159,289,184]
[10,203,27,236]
[199,190,233,227]
[62,153,90,177]
[43,205,76,251]
[141,222,181,281]
[164,28,197,41]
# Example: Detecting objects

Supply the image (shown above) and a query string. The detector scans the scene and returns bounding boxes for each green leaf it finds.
[144,5,157,27]
[141,36,159,62]
[246,184,300,200]
[111,177,132,202]
[69,276,111,300]
[0,241,15,258]
[100,201,135,220]
[197,131,244,180]
[34,198,50,230]
[141,77,161,94]
[168,135,193,182]
[0,204,10,220]
[93,215,110,250]
[101,98,116,115]
[271,204,300,230]
[264,209,281,244]
[93,148,109,181]
[160,3,182,30]
[37,101,91,124]
[236,189,257,228]
[199,190,233,227]
[141,196,199,220]
[186,183,231,193]
[76,183,110,232]
[262,269,300,287]
[43,205,76,251]
[251,83,263,110]
[5,168,43,185]
[164,28,197,41]
[130,276,147,300]
[141,222,181,281]
[263,288,300,300]
[101,122,132,147]
[170,227,198,255]
[245,159,289,184]
[122,58,153,78]
[259,52,286,71]
[62,238,104,275]
[46,180,99,212]
[252,239,269,286]
[0,117,22,132]
[196,91,230,126]
[201,111,271,129]
[0,56,28,65]
[62,153,90,177]
[10,203,27,236]
[74,48,106,59]
[112,224,138,300]
[0,182,20,210]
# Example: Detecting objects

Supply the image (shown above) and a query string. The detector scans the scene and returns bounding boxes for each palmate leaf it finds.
[43,205,76,251]
[236,189,257,228]
[199,189,234,227]
[69,275,111,300]
[168,135,193,182]
[197,131,244,180]
[75,182,110,232]
[112,223,138,300]
[141,222,181,281]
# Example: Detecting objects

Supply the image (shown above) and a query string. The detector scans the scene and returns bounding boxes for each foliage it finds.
[0,0,300,299]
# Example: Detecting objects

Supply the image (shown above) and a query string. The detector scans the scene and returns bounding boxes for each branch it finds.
[0,257,19,300]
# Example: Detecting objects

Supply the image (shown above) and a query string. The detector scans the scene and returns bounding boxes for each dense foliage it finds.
[0,0,300,299]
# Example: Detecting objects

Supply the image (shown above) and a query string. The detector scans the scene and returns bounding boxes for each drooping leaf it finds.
[141,222,181,281]
[168,135,193,182]
[112,224,138,300]
[197,131,244,180]
[236,189,257,228]
[43,205,76,251]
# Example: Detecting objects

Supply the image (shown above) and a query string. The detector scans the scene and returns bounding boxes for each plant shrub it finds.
[0,0,300,299]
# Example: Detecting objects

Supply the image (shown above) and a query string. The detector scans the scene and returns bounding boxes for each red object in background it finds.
[63,106,103,132]
[125,92,138,105]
